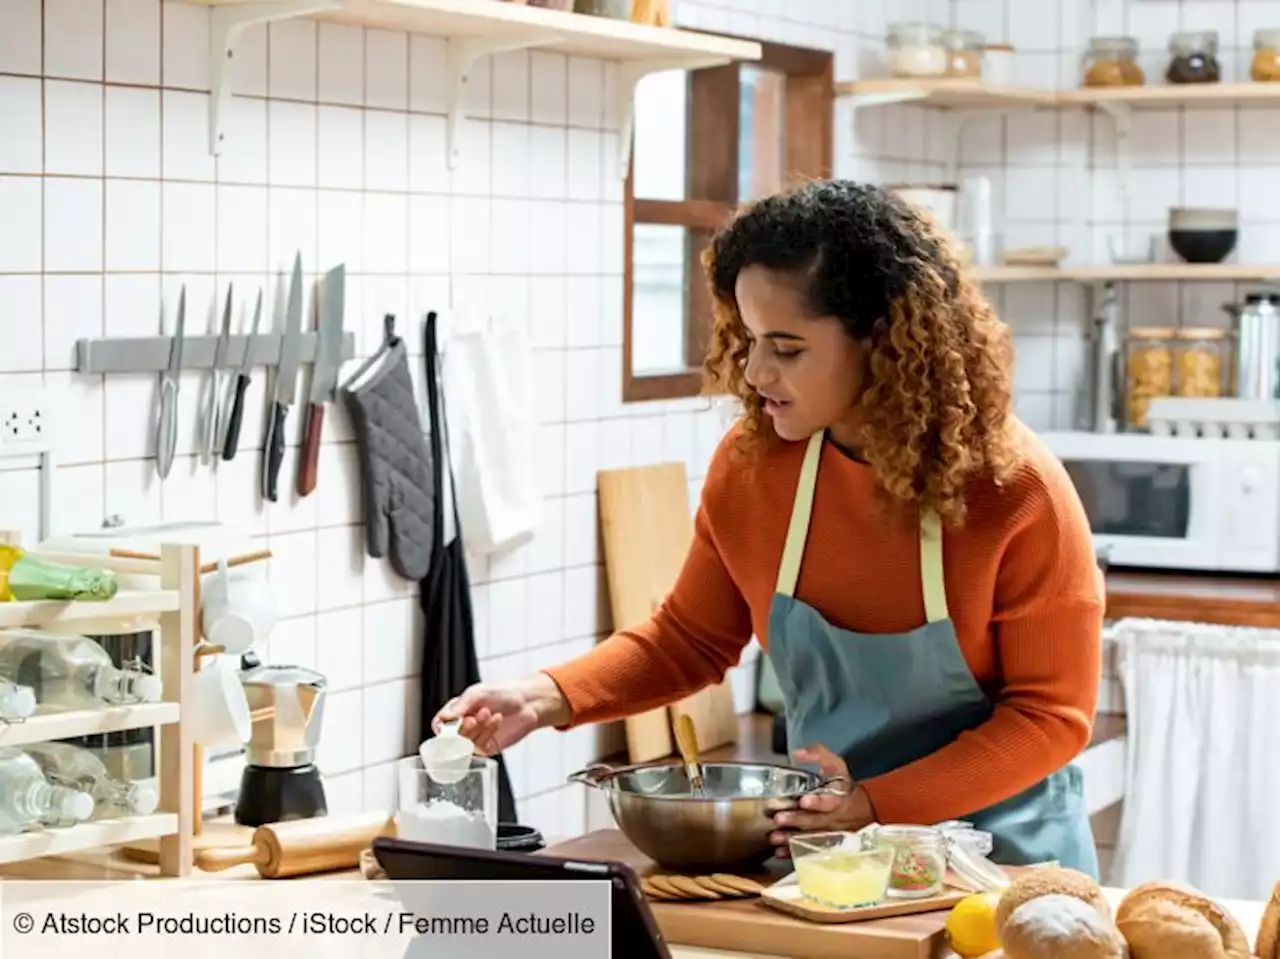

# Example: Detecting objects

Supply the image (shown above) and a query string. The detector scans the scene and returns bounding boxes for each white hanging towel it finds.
[441,311,542,557]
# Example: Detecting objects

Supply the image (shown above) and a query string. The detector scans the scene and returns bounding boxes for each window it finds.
[623,40,834,402]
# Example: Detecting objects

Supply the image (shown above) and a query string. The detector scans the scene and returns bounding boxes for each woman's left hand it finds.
[767,744,875,858]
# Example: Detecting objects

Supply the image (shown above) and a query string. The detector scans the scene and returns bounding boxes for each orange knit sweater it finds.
[543,420,1104,826]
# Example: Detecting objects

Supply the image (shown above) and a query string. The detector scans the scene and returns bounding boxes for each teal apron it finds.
[765,431,1098,876]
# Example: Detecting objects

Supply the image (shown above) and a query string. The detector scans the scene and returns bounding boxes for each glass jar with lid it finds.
[1167,30,1221,83]
[887,22,948,78]
[864,824,947,899]
[1124,327,1176,429]
[1173,328,1232,398]
[1082,36,1144,87]
[944,29,984,78]
[1251,29,1280,82]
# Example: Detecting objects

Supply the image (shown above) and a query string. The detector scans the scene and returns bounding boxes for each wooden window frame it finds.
[622,39,835,403]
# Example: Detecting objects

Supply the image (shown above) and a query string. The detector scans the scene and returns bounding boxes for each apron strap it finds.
[920,509,950,623]
[776,431,824,598]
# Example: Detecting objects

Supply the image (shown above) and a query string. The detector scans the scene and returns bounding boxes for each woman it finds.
[434,180,1104,875]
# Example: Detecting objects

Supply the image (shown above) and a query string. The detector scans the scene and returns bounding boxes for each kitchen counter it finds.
[1107,569,1280,627]
[0,829,1269,959]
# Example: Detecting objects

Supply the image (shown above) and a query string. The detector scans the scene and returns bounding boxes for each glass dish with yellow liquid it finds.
[789,832,895,909]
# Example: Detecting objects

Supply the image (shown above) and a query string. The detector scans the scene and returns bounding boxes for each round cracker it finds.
[710,873,764,895]
[646,874,690,899]
[667,874,719,899]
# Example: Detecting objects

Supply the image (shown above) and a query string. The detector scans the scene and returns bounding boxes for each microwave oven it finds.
[1039,431,1280,573]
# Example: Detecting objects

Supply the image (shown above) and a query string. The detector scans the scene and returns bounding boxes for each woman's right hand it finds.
[430,672,571,755]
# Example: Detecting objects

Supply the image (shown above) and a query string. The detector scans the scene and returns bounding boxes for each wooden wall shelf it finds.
[973,264,1280,284]
[175,0,761,174]
[837,78,1280,112]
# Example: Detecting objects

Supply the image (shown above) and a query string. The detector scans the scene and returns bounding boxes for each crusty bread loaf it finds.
[1115,882,1250,958]
[1000,893,1128,959]
[995,867,1111,937]
[1256,880,1280,959]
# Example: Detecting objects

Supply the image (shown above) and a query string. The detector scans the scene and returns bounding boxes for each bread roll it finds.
[1000,893,1128,959]
[1116,882,1250,958]
[1118,899,1225,959]
[1255,880,1280,959]
[996,867,1111,937]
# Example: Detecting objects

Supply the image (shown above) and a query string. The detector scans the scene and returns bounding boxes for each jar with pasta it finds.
[1173,328,1231,398]
[1083,36,1144,87]
[944,29,984,78]
[1251,29,1280,82]
[1124,328,1175,430]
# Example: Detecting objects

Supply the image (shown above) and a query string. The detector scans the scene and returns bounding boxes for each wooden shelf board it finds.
[0,814,179,864]
[835,77,1059,108]
[0,704,179,747]
[1060,82,1280,108]
[190,0,762,64]
[973,264,1280,283]
[0,589,180,628]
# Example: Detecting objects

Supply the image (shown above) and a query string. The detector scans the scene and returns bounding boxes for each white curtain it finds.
[1112,617,1280,901]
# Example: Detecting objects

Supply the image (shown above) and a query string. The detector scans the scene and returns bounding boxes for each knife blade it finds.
[200,284,234,466]
[297,264,345,498]
[221,287,263,462]
[262,253,304,503]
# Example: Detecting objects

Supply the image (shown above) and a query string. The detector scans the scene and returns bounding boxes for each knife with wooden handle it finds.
[262,253,304,503]
[297,264,344,497]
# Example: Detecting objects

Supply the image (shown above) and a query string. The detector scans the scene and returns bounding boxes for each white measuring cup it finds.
[419,718,475,785]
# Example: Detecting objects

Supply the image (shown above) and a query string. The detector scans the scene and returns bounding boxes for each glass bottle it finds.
[0,545,118,603]
[0,746,94,834]
[0,630,163,708]
[887,22,948,78]
[944,29,984,78]
[1251,29,1280,82]
[21,741,158,823]
[866,824,948,899]
[0,679,35,722]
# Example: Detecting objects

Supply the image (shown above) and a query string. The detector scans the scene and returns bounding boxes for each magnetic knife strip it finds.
[75,331,355,375]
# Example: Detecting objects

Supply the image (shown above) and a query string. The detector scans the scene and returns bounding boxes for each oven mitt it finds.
[341,338,434,580]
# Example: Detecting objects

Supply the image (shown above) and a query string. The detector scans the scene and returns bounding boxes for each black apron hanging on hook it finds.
[418,311,517,825]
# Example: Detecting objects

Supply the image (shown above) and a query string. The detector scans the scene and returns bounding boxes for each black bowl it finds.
[1169,228,1237,264]
[495,822,545,852]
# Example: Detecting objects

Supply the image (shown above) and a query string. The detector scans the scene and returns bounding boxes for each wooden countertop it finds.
[1106,569,1280,627]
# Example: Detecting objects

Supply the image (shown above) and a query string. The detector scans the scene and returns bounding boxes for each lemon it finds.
[946,892,1002,958]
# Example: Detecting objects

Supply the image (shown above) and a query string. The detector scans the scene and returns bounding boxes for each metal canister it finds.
[1224,292,1280,399]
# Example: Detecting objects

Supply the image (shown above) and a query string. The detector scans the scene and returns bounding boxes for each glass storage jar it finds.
[887,22,948,78]
[944,29,984,78]
[1251,29,1280,81]
[1173,328,1231,398]
[1167,30,1221,83]
[865,824,947,899]
[1124,327,1176,429]
[1082,36,1144,87]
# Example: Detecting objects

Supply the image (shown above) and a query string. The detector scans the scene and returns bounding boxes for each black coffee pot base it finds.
[235,763,328,827]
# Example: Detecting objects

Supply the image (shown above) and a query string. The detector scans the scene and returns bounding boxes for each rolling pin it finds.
[195,812,396,879]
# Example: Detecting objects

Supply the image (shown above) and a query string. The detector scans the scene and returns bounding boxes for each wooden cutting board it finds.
[545,830,959,959]
[597,463,739,763]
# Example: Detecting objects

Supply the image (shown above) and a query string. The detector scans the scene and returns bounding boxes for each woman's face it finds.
[736,265,865,443]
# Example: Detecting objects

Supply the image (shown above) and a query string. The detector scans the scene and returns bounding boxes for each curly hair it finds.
[701,179,1018,524]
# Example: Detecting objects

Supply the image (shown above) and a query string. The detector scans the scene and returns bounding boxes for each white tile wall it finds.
[947,0,1280,431]
[0,0,938,840]
[9,0,1206,842]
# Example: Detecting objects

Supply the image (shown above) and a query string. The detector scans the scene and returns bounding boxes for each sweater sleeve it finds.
[541,444,755,728]
[858,467,1104,825]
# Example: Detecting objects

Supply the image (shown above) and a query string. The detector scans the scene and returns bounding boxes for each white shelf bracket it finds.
[943,108,1026,182]
[209,0,341,156]
[617,57,727,180]
[446,32,562,170]
[1096,102,1134,220]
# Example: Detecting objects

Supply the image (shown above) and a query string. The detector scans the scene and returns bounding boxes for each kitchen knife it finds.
[262,253,304,502]
[221,287,263,462]
[200,284,234,466]
[296,264,345,498]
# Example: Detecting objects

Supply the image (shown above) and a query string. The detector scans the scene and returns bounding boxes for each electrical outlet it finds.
[0,390,51,454]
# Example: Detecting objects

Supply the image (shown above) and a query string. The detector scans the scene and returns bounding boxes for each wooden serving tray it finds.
[760,874,970,924]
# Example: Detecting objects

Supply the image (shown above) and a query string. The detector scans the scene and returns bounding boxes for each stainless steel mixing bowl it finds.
[568,759,847,870]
